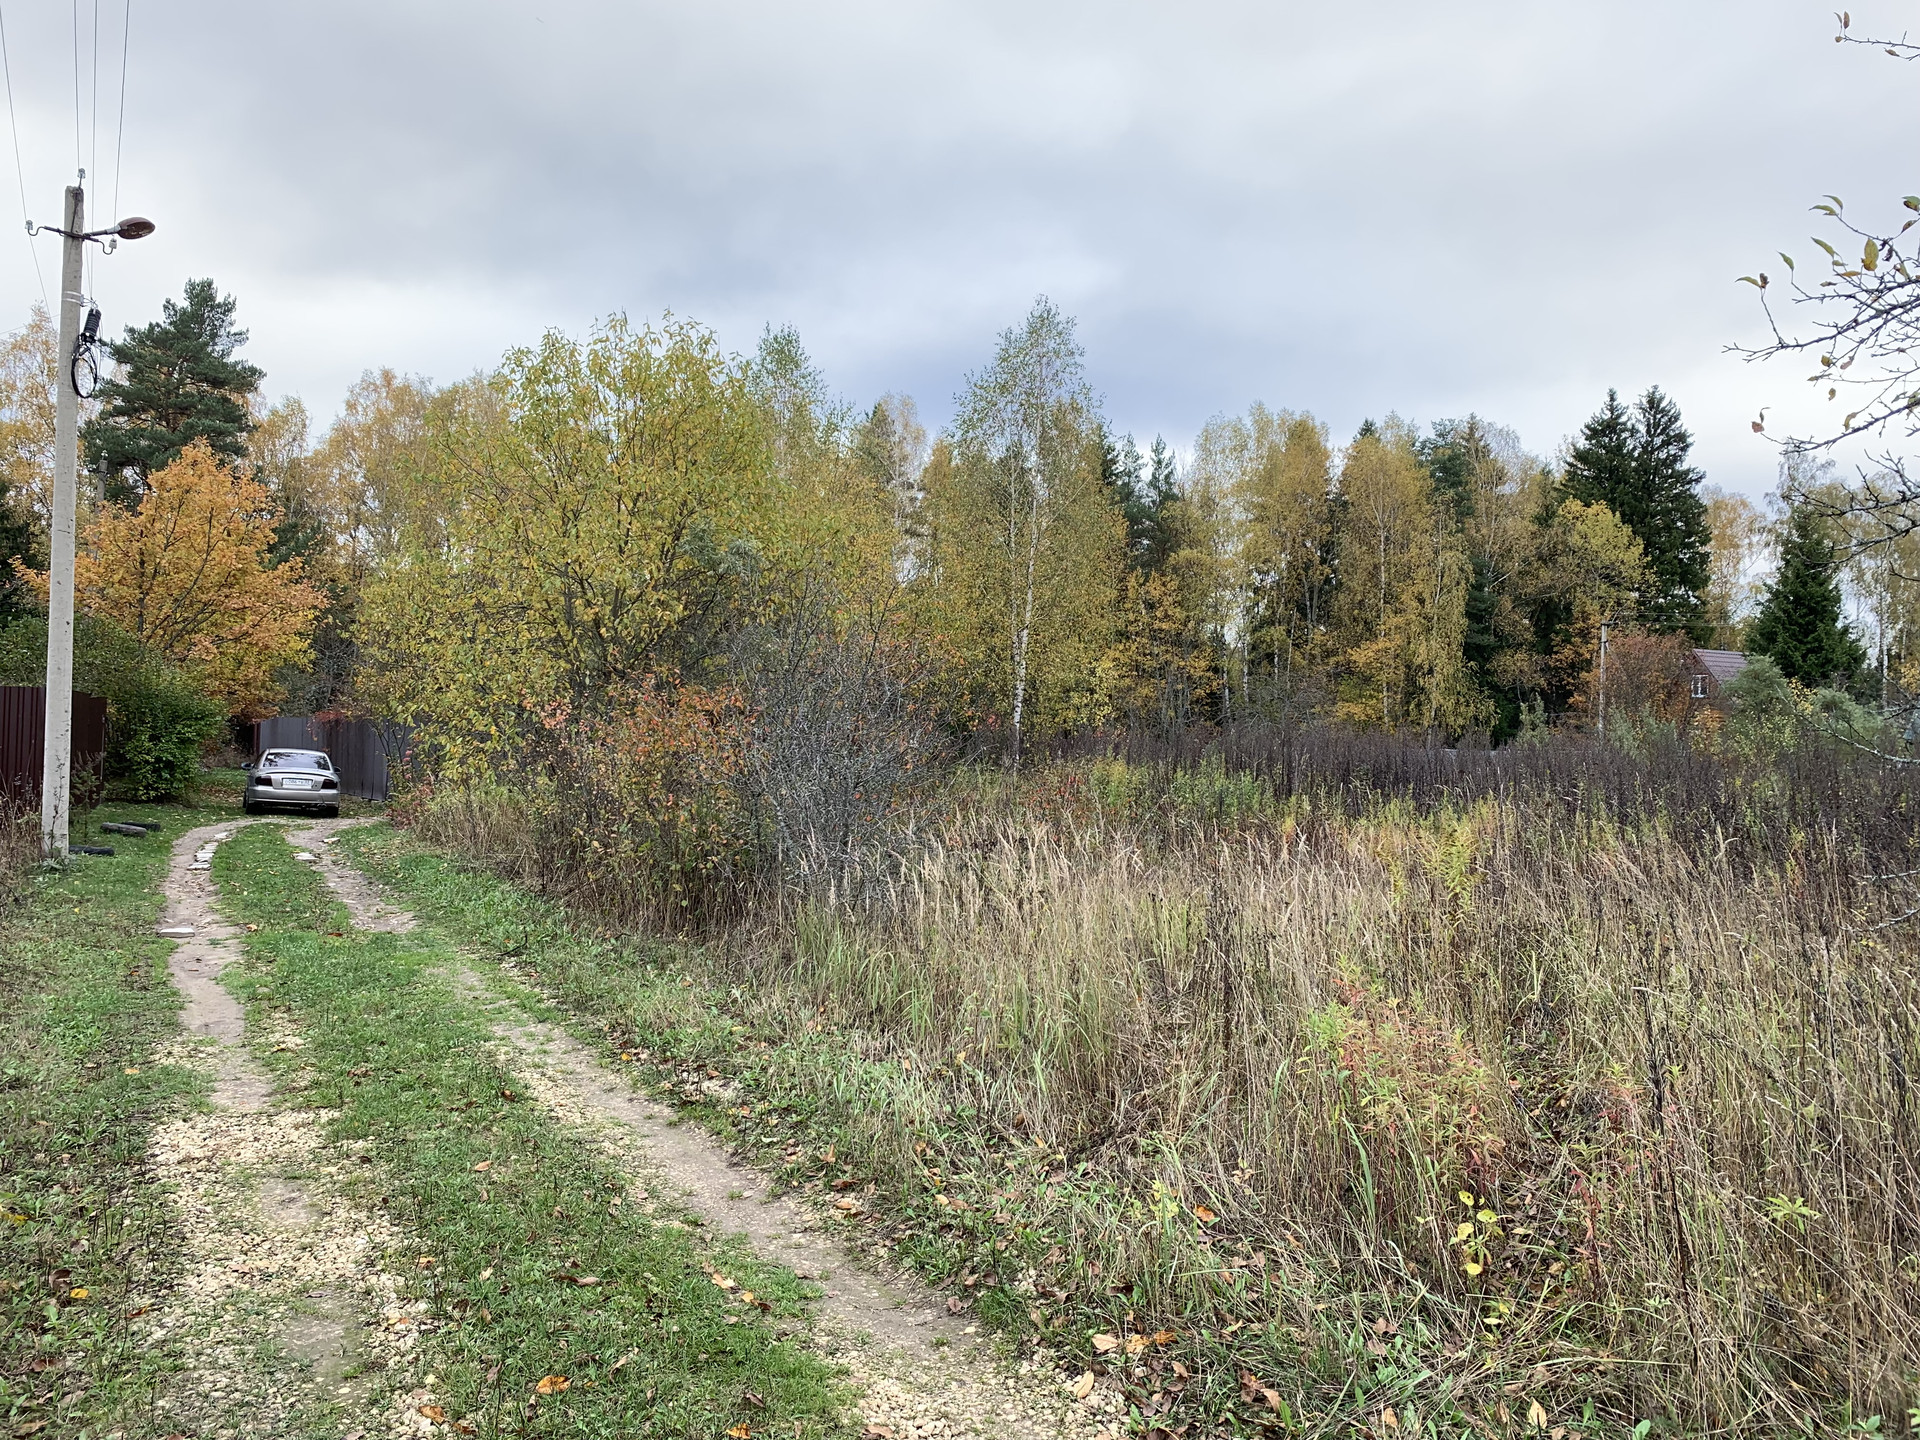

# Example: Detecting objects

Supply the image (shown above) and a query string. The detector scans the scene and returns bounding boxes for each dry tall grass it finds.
[0,801,37,898]
[415,731,1920,1431]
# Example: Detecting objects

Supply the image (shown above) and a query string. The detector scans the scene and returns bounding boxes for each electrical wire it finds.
[70,0,79,175]
[0,2,47,307]
[86,0,97,294]
[110,0,127,229]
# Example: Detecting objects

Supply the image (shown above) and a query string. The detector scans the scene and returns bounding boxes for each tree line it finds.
[0,282,1885,800]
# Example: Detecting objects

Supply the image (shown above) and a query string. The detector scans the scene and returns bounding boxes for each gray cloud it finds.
[0,1,1904,492]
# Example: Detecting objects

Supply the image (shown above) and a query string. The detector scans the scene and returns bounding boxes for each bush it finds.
[0,615,223,800]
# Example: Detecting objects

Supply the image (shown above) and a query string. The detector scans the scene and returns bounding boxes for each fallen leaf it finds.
[15,1422,50,1437]
[1192,1204,1217,1223]
[1527,1400,1549,1428]
[417,1405,447,1423]
[1072,1371,1096,1399]
[534,1375,569,1395]
[1151,1330,1176,1346]
[67,1287,88,1301]
[478,1266,494,1281]
[1091,1332,1121,1353]
[712,1274,737,1291]
[472,1161,491,1172]
[1381,1407,1399,1429]
[726,1426,752,1439]
[1125,1333,1149,1355]
[453,1424,478,1436]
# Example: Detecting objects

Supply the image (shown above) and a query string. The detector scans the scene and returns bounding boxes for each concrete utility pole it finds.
[39,181,84,860]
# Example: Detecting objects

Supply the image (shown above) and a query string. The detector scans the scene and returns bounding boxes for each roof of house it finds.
[1692,649,1749,685]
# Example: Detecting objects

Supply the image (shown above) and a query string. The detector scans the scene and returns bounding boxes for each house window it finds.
[1691,673,1708,700]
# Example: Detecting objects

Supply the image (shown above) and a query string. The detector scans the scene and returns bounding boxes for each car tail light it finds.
[321,778,338,789]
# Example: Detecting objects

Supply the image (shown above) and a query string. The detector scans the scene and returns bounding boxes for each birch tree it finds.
[922,300,1119,763]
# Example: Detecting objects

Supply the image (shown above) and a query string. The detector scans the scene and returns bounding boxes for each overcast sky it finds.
[0,1,1908,495]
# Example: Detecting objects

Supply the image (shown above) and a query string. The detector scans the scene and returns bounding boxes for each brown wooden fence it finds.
[251,714,401,802]
[0,686,109,805]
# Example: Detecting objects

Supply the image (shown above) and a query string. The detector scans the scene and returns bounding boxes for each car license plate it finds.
[283,778,315,789]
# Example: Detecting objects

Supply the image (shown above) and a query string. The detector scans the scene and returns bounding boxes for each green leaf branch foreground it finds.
[212,823,847,1439]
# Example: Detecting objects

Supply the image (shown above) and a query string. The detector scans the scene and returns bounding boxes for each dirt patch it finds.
[293,818,1122,1439]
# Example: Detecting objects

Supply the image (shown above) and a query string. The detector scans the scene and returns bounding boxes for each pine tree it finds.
[1747,506,1865,687]
[83,278,263,504]
[1562,387,1710,635]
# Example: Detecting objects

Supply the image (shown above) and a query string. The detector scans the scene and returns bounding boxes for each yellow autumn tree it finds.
[1329,420,1484,733]
[355,317,894,779]
[60,440,324,716]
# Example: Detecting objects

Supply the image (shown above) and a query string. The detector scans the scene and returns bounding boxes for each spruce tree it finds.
[1562,386,1711,636]
[1747,506,1865,687]
[1099,431,1179,574]
[1561,388,1639,526]
[1099,429,1153,568]
[1630,387,1711,633]
[83,278,263,503]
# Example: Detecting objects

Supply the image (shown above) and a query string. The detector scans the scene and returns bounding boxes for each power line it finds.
[88,0,96,201]
[86,0,96,294]
[110,0,126,227]
[0,2,47,307]
[69,0,78,173]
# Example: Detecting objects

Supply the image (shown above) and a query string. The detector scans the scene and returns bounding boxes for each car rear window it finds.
[260,750,332,771]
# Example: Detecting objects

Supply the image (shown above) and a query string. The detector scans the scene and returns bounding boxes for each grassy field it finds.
[387,736,1920,1439]
[0,797,224,1440]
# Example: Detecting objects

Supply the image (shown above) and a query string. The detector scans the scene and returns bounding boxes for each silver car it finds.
[243,748,343,816]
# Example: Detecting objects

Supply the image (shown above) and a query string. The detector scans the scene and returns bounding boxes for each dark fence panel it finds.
[0,686,109,804]
[252,714,399,801]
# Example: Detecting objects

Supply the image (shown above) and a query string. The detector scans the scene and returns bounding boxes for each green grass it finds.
[0,795,228,1440]
[212,822,850,1439]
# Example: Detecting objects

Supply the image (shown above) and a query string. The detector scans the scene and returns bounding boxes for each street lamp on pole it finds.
[28,176,156,860]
